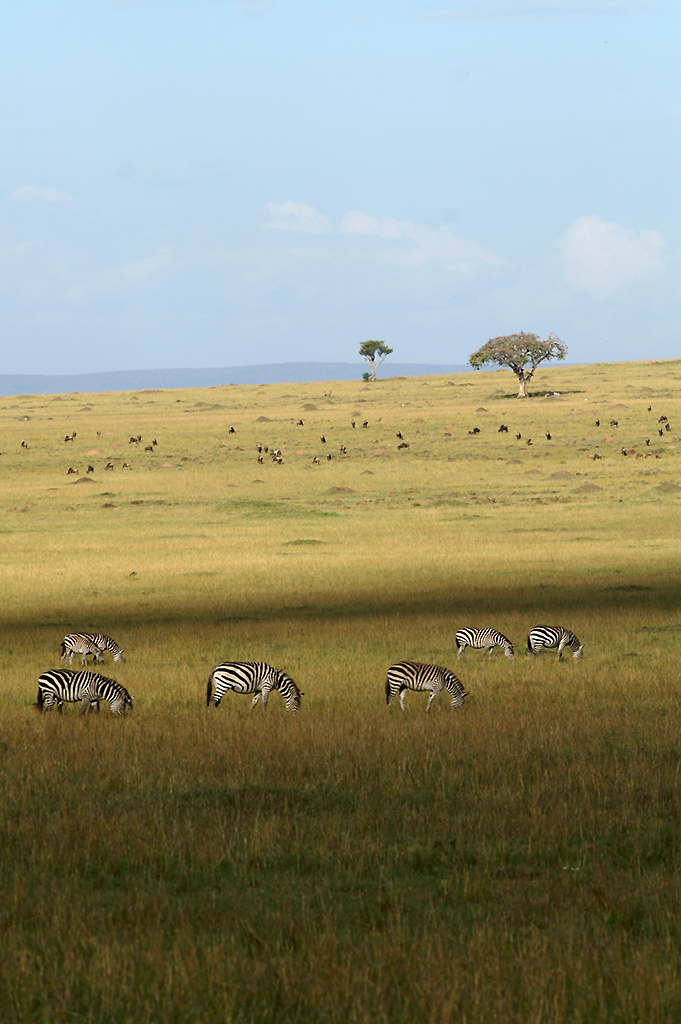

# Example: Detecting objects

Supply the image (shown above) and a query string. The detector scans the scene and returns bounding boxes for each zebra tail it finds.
[385,675,390,705]
[34,688,45,712]
[206,674,214,706]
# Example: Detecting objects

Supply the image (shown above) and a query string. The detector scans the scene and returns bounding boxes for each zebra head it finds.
[573,645,584,660]
[274,669,303,714]
[113,649,124,663]
[504,642,515,659]
[444,670,467,708]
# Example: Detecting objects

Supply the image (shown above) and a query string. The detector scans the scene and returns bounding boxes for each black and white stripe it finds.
[527,626,583,661]
[385,661,468,712]
[60,632,124,666]
[36,670,134,715]
[456,628,514,661]
[207,662,303,714]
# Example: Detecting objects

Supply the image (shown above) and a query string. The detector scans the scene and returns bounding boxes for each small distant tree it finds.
[469,331,567,398]
[360,340,393,381]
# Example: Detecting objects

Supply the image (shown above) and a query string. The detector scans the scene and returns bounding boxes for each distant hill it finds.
[0,362,476,397]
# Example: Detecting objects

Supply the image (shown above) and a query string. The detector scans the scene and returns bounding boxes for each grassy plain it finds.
[1,358,681,1022]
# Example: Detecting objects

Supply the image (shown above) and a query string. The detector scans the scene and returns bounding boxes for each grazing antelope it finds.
[145,445,153,452]
[468,427,480,435]
[312,457,320,464]
[658,429,664,437]
[516,432,522,440]
[87,465,94,474]
[257,455,264,464]
[21,441,28,449]
[351,421,356,428]
[396,431,403,439]
[498,424,508,433]
[545,431,552,440]
[526,438,532,446]
[658,416,668,423]
[595,419,600,427]
[340,445,347,454]
[646,438,650,446]
[67,467,78,475]
[122,462,131,470]
[229,426,235,434]
[398,442,410,449]
[362,421,369,428]
[297,419,304,426]
[610,420,618,427]
[320,436,326,444]
[105,462,114,471]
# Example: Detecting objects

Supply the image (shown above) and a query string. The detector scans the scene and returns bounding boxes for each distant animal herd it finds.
[35,626,584,718]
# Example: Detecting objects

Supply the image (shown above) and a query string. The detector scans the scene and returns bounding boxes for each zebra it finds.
[456,628,514,661]
[527,626,584,661]
[61,632,124,666]
[207,662,303,714]
[36,670,134,715]
[385,661,468,712]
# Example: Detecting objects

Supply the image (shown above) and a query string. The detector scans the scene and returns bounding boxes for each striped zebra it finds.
[456,628,514,661]
[36,670,134,715]
[207,662,303,714]
[60,632,124,666]
[527,626,584,661]
[385,661,468,712]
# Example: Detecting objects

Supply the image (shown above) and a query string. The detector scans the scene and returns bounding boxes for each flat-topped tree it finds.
[360,340,393,381]
[469,332,567,398]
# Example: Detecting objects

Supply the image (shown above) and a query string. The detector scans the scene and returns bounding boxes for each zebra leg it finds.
[557,643,565,662]
[398,686,408,711]
[457,645,466,660]
[79,698,90,715]
[261,685,272,712]
[249,693,261,710]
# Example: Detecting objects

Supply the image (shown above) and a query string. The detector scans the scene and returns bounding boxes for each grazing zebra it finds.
[207,662,303,714]
[36,670,133,715]
[456,628,514,661]
[527,626,584,661]
[61,632,124,666]
[385,661,468,712]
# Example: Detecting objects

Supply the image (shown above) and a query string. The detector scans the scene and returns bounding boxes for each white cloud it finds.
[264,201,331,235]
[415,0,642,19]
[555,214,666,299]
[340,211,502,274]
[0,240,44,257]
[12,186,73,202]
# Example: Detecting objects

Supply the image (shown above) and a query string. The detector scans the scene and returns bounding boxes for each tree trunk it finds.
[517,375,528,398]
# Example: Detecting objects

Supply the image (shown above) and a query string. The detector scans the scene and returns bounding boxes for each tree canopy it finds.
[469,332,567,397]
[359,340,393,381]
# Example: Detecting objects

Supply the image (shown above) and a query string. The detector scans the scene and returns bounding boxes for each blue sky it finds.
[1,0,678,374]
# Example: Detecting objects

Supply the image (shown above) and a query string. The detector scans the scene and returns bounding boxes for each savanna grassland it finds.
[1,358,681,1023]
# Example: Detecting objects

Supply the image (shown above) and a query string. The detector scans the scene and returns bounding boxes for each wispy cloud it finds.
[340,211,502,274]
[265,201,332,235]
[555,214,666,299]
[0,240,44,257]
[415,0,643,19]
[12,186,73,202]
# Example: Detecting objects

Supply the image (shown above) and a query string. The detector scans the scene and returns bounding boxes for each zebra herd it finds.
[34,624,583,717]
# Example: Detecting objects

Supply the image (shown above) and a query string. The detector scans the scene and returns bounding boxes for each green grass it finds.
[1,359,681,1022]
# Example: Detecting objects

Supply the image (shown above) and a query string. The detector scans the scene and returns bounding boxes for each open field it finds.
[1,359,681,1022]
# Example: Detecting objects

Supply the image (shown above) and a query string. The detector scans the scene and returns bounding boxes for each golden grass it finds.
[1,359,681,1022]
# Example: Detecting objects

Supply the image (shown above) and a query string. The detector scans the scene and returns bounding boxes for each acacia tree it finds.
[360,340,393,381]
[469,332,567,397]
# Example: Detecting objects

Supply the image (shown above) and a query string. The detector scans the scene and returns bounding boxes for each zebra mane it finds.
[273,669,304,698]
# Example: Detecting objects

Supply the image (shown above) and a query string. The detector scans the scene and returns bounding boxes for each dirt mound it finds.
[327,486,355,494]
[550,471,573,479]
[254,416,273,422]
[475,407,487,413]
[573,483,602,493]
[656,482,681,494]
[303,404,318,411]
[68,477,96,485]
